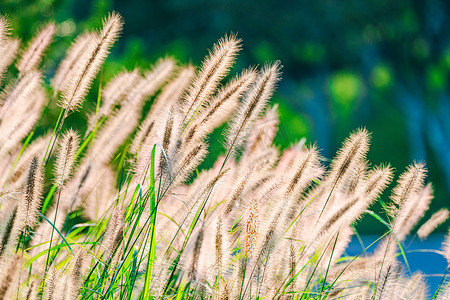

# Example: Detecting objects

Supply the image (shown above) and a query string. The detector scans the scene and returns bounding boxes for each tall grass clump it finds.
[0,12,448,299]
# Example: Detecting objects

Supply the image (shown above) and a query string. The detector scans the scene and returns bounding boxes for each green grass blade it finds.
[142,145,157,299]
[38,211,73,254]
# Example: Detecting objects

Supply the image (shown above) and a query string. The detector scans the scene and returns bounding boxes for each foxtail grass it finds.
[0,11,448,300]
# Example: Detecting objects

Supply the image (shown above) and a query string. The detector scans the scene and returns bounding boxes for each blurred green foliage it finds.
[1,0,449,234]
[328,71,365,114]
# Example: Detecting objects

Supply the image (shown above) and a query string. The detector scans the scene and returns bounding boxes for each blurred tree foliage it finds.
[1,0,449,233]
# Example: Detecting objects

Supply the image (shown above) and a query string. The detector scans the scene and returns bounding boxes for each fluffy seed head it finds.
[54,129,80,186]
[65,251,86,300]
[181,34,241,125]
[17,156,44,230]
[391,162,427,206]
[86,104,139,165]
[226,61,282,155]
[245,198,259,259]
[312,164,393,246]
[52,32,97,92]
[375,262,402,300]
[0,206,17,258]
[244,104,279,157]
[362,164,394,199]
[103,207,124,262]
[0,16,8,43]
[0,80,46,158]
[126,58,175,108]
[42,268,59,300]
[326,128,371,190]
[0,69,42,119]
[100,69,140,110]
[17,22,55,73]
[183,67,257,145]
[418,208,449,240]
[171,142,209,185]
[443,228,450,264]
[0,38,20,84]
[284,144,322,200]
[60,12,123,111]
[0,254,21,299]
[393,183,433,242]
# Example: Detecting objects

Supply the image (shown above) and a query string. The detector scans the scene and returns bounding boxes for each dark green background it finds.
[1,0,449,233]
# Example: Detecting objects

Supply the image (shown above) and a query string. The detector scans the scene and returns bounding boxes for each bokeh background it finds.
[1,0,449,234]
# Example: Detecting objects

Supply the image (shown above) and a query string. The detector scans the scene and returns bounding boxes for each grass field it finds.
[0,12,449,299]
